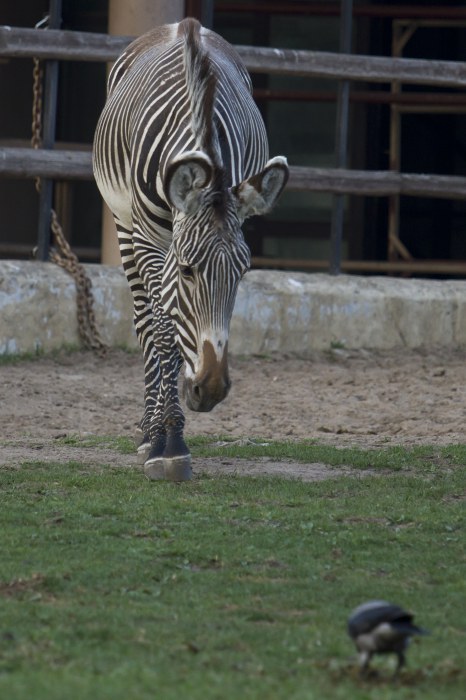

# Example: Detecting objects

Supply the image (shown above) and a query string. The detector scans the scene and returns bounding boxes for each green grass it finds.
[0,448,464,699]
[188,437,466,473]
[55,433,466,474]
[56,434,136,455]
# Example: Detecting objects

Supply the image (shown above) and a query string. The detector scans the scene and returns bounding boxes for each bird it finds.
[347,600,429,675]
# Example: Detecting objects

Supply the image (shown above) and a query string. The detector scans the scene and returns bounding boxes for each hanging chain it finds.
[31,58,43,156]
[31,23,107,357]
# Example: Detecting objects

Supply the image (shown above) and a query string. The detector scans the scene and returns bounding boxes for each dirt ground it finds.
[1,347,465,479]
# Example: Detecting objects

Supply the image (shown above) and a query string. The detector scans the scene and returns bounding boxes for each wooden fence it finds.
[1,25,466,273]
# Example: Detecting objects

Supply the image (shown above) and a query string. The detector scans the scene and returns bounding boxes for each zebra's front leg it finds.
[136,343,164,465]
[114,225,162,463]
[144,306,192,482]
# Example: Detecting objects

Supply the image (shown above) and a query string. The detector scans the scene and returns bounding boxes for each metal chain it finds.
[31,47,107,357]
[31,58,43,156]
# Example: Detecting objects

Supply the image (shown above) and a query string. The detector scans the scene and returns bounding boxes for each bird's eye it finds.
[180,265,194,279]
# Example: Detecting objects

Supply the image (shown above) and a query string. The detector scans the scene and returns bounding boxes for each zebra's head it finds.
[161,150,288,412]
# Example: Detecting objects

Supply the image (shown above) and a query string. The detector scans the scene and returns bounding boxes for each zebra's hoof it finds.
[144,457,165,480]
[142,434,167,468]
[163,455,192,482]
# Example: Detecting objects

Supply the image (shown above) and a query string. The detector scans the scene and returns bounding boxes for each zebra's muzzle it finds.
[184,340,231,412]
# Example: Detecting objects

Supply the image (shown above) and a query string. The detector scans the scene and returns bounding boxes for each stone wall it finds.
[1,261,465,356]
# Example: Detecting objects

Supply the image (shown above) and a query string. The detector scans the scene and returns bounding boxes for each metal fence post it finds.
[329,0,353,275]
[184,0,213,28]
[201,0,214,28]
[36,0,62,262]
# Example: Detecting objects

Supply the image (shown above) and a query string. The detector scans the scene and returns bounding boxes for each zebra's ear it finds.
[233,156,289,221]
[165,151,214,215]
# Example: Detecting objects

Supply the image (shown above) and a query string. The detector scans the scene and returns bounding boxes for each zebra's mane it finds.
[180,19,221,171]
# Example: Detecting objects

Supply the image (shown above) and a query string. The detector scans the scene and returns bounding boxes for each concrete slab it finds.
[1,261,465,356]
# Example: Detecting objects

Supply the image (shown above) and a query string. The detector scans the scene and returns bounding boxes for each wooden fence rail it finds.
[1,26,466,87]
[0,147,93,180]
[2,147,466,202]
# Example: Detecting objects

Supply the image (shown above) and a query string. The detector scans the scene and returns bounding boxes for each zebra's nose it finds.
[185,339,230,412]
[188,373,231,412]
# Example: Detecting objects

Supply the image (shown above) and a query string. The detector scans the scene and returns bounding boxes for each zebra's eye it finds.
[180,265,194,279]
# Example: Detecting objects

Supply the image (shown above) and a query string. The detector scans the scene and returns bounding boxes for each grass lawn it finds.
[0,440,464,699]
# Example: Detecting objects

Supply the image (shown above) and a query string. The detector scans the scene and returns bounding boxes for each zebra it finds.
[93,18,288,481]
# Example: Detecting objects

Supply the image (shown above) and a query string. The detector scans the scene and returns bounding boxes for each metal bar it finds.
[201,0,214,28]
[252,87,466,108]
[36,0,62,261]
[0,243,100,260]
[388,19,417,264]
[329,0,353,275]
[250,257,466,275]
[214,3,466,20]
[388,22,402,262]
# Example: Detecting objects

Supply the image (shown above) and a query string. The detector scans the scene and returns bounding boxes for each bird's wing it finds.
[391,621,430,636]
[348,602,410,637]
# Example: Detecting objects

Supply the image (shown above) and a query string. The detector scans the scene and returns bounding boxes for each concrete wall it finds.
[1,261,466,356]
